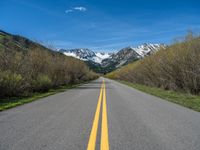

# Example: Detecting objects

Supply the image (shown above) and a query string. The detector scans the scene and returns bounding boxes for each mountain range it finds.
[59,48,112,64]
[59,43,165,73]
[0,29,164,74]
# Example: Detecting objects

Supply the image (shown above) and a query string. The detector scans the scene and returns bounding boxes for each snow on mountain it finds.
[101,43,164,70]
[96,52,111,59]
[59,43,164,72]
[59,48,111,64]
[92,52,111,63]
[63,52,81,59]
[131,43,162,57]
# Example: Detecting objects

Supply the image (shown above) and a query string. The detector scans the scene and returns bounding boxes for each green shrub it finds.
[0,71,25,97]
[32,74,52,92]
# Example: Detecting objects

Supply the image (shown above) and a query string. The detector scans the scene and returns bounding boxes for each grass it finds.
[119,80,200,112]
[0,83,85,111]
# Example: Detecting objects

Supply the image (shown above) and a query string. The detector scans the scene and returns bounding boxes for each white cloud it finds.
[65,6,87,14]
[73,6,87,12]
[65,9,73,13]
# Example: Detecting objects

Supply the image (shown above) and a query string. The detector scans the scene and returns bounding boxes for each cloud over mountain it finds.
[65,6,87,14]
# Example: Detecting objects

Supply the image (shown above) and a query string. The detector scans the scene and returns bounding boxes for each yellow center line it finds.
[87,79,110,150]
[101,80,109,150]
[87,82,103,150]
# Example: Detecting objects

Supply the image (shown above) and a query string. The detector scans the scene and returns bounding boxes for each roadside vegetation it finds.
[107,33,200,94]
[0,30,98,104]
[119,80,200,112]
[0,83,86,111]
[106,33,200,111]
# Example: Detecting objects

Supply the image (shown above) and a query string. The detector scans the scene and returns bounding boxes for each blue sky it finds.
[1,0,200,52]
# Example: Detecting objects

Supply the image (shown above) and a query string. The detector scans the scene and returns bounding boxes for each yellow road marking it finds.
[87,82,103,150]
[101,81,109,150]
[87,80,110,150]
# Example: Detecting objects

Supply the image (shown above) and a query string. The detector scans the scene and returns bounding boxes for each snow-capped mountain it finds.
[59,48,111,64]
[101,43,165,69]
[131,43,163,57]
[59,43,165,73]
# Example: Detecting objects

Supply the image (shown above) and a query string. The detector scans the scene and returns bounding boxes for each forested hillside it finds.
[107,33,200,94]
[0,30,98,98]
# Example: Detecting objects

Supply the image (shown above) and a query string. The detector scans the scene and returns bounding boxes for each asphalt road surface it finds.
[0,77,200,150]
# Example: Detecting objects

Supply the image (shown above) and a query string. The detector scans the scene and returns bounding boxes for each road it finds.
[0,77,200,150]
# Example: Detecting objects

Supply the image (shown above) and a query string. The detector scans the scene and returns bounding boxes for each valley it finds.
[60,44,164,73]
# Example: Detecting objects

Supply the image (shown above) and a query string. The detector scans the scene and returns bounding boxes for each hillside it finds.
[0,30,52,52]
[107,34,200,95]
[0,30,97,98]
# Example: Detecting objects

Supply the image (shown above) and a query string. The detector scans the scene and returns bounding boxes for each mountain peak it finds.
[59,48,111,64]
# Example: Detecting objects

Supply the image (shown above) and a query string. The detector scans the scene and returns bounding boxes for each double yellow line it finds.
[87,80,109,150]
